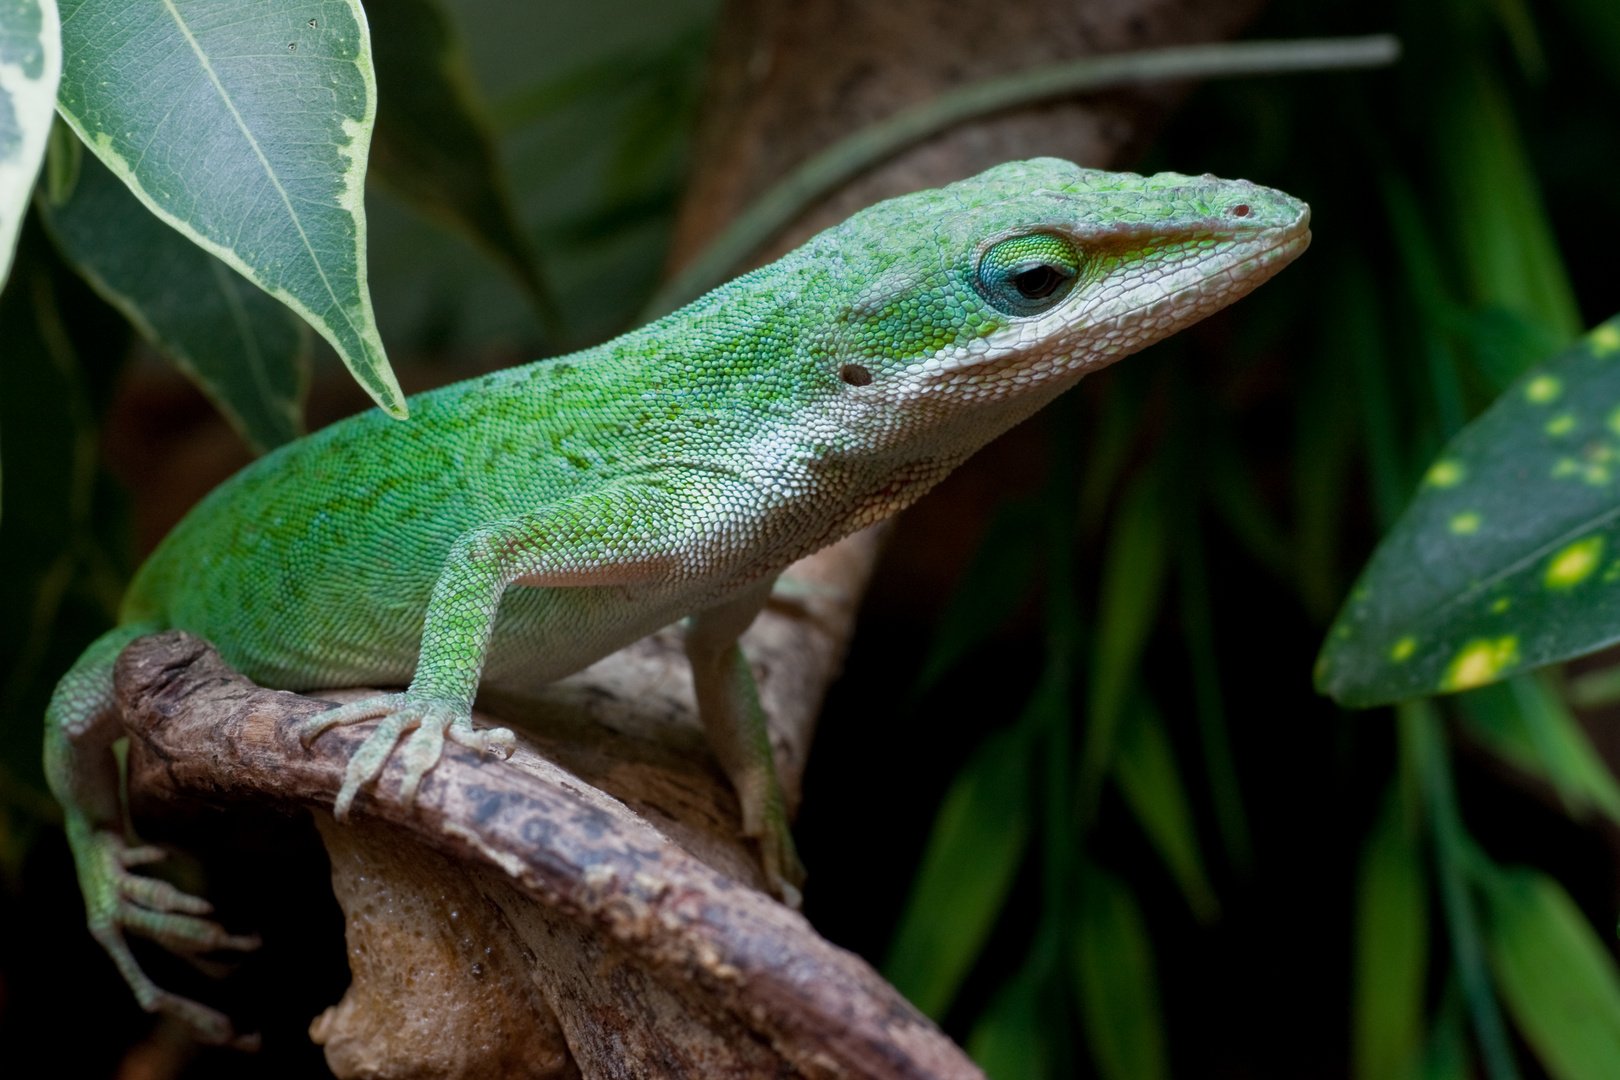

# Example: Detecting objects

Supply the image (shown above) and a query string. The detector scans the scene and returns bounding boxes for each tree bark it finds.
[118,627,972,1080]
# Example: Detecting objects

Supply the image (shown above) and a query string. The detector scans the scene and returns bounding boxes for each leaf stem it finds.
[641,35,1401,320]
[1402,700,1522,1080]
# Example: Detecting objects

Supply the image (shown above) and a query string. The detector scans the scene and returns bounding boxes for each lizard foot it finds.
[754,811,808,911]
[299,694,516,819]
[75,827,261,1049]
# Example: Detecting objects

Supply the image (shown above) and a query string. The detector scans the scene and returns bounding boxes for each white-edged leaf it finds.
[55,0,404,417]
[37,143,307,452]
[0,0,60,287]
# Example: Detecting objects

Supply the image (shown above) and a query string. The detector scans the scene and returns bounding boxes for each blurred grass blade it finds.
[1483,0,1545,80]
[1338,256,1409,532]
[913,498,1041,696]
[1481,866,1620,1080]
[37,147,308,453]
[599,29,708,204]
[365,0,560,337]
[1552,0,1620,90]
[1206,427,1292,581]
[1456,675,1620,826]
[1293,311,1363,617]
[0,0,60,287]
[967,963,1053,1080]
[1079,466,1167,825]
[1072,864,1170,1080]
[1113,692,1220,922]
[883,725,1032,1020]
[55,0,406,417]
[1403,701,1522,1080]
[1318,318,1620,707]
[1454,306,1568,397]
[1421,981,1474,1080]
[1175,518,1252,870]
[0,262,119,797]
[1433,55,1580,343]
[487,29,706,134]
[1353,777,1429,1080]
[1567,661,1620,707]
[1077,368,1144,538]
[1377,169,1466,433]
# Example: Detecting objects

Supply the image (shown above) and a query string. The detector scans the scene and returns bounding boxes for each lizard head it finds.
[795,157,1310,460]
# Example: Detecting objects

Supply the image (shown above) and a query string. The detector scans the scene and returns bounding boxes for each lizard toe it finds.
[300,693,408,747]
[123,903,261,955]
[151,987,260,1050]
[333,712,413,820]
[119,871,214,916]
[396,704,460,806]
[447,718,516,759]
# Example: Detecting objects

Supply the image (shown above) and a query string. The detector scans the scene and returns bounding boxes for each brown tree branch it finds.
[115,612,977,1077]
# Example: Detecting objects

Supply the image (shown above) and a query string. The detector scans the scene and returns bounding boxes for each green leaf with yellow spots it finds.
[1318,315,1620,707]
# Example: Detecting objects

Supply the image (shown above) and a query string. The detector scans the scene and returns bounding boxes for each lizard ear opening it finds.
[839,364,874,386]
[974,234,1081,317]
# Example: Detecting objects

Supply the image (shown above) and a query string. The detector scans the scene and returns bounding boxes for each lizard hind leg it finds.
[685,581,808,908]
[44,623,261,1049]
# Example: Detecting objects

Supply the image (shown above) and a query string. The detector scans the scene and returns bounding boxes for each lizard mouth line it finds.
[920,219,1312,382]
[1085,218,1314,331]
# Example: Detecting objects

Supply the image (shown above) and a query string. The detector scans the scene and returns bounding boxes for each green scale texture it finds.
[44,158,1310,1043]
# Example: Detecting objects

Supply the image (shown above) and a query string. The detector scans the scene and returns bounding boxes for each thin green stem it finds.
[1401,700,1521,1080]
[640,36,1401,320]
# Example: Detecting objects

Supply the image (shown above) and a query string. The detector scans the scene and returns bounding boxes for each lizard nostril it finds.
[839,364,873,386]
[1231,204,1251,217]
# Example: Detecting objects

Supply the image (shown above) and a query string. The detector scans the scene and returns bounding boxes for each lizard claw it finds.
[756,816,808,910]
[300,694,515,819]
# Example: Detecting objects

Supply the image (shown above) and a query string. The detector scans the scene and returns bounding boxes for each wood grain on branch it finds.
[115,595,979,1080]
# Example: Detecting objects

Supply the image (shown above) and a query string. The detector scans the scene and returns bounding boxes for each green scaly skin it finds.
[45,158,1309,1043]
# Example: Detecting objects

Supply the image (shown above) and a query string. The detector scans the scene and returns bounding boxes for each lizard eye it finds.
[975,234,1081,316]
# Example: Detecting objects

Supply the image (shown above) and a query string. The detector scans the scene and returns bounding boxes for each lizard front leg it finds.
[685,579,808,907]
[301,485,691,818]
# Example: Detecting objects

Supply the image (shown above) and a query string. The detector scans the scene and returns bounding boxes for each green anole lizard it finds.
[45,158,1309,1045]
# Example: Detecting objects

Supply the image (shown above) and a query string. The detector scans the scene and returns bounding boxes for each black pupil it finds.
[1013,265,1065,299]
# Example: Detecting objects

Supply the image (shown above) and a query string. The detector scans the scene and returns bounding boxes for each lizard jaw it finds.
[907,208,1313,396]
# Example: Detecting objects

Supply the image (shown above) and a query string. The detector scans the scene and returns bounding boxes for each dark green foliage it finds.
[365,0,562,337]
[882,0,1620,1076]
[37,145,310,454]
